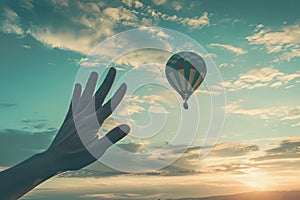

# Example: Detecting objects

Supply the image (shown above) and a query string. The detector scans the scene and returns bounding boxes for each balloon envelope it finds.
[165,51,207,109]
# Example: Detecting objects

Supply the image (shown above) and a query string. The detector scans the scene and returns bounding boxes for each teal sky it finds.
[0,0,300,199]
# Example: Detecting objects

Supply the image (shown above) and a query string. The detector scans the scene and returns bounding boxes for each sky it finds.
[0,0,300,199]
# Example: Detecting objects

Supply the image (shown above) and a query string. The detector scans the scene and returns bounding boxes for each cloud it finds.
[77,1,103,13]
[19,0,34,10]
[220,18,242,26]
[226,100,300,123]
[254,24,264,31]
[27,4,141,54]
[100,117,122,132]
[219,63,234,68]
[140,143,260,176]
[22,119,48,123]
[209,43,247,55]
[165,191,300,200]
[58,165,125,178]
[28,26,95,53]
[1,1,142,54]
[0,1,210,54]
[161,11,210,29]
[223,67,300,91]
[112,49,172,69]
[148,105,169,114]
[281,106,300,121]
[6,137,299,199]
[142,94,174,106]
[180,12,210,29]
[0,128,56,165]
[51,0,69,7]
[0,103,16,108]
[118,104,145,116]
[116,87,176,117]
[201,162,256,175]
[171,1,183,11]
[199,138,300,177]
[24,2,114,53]
[275,50,300,62]
[122,0,143,8]
[247,23,300,61]
[117,142,145,153]
[117,95,173,117]
[152,0,167,6]
[81,193,162,199]
[292,122,300,127]
[133,142,260,177]
[211,142,259,157]
[143,143,259,175]
[0,7,23,35]
[21,119,52,131]
[103,7,138,22]
[252,138,300,161]
[13,137,296,184]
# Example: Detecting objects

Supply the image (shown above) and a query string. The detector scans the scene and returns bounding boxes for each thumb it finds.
[93,124,130,158]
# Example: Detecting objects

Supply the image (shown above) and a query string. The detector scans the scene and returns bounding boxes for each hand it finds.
[0,67,129,199]
[45,67,130,172]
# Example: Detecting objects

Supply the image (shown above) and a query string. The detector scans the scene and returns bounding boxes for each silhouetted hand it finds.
[46,68,130,172]
[0,67,130,199]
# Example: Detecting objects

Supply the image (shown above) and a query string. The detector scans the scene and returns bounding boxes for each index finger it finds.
[94,67,116,110]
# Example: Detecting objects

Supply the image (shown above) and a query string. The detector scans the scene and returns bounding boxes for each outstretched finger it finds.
[94,68,116,110]
[94,124,130,158]
[76,72,98,112]
[97,83,127,124]
[65,83,82,120]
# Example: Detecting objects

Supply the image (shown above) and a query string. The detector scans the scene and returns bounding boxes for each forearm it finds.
[0,152,60,200]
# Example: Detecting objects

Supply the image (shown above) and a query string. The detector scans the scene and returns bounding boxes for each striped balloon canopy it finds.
[165,51,207,109]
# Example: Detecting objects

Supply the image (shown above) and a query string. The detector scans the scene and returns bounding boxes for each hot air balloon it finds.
[165,51,207,109]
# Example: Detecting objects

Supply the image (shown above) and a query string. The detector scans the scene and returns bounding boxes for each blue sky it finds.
[0,0,300,199]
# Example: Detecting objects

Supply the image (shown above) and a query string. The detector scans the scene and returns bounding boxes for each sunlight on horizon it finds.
[238,171,273,190]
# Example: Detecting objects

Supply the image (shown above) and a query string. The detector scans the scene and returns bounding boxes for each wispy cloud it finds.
[171,1,183,11]
[81,193,162,199]
[292,122,300,127]
[116,86,176,118]
[211,142,259,157]
[247,23,300,61]
[223,67,300,91]
[160,11,210,29]
[121,0,144,8]
[111,49,172,69]
[252,138,300,161]
[51,0,69,7]
[118,104,145,116]
[0,7,23,35]
[0,103,16,108]
[19,0,35,10]
[226,100,300,127]
[219,63,234,68]
[152,0,167,6]
[209,43,247,55]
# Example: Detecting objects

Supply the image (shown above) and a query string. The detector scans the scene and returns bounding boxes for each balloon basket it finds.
[183,101,188,110]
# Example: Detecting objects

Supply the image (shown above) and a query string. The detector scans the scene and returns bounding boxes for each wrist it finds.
[37,151,63,177]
